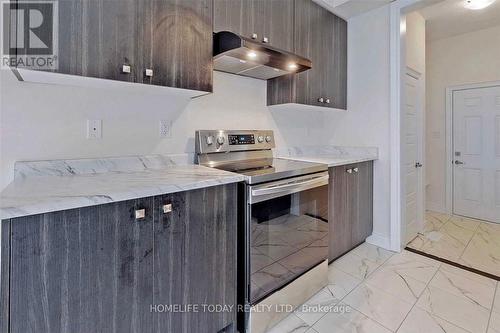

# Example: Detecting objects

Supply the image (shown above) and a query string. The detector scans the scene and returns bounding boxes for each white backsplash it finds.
[275,145,379,159]
[14,153,195,179]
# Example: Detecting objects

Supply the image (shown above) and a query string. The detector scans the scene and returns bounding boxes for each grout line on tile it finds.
[296,285,343,328]
[487,282,499,332]
[457,220,483,259]
[393,260,443,333]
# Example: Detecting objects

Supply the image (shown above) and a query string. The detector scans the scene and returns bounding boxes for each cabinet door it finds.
[267,0,347,109]
[214,0,258,40]
[214,0,293,52]
[9,198,154,333]
[56,0,139,82]
[294,0,334,107]
[329,165,353,261]
[153,184,237,333]
[139,0,213,92]
[330,16,348,109]
[259,0,294,51]
[0,220,9,333]
[351,162,374,246]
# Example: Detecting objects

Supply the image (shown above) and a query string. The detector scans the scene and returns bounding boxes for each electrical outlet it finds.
[87,119,102,139]
[159,120,172,138]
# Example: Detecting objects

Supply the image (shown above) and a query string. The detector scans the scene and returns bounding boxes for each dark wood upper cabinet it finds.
[139,0,213,92]
[329,161,373,261]
[56,0,140,83]
[213,0,294,52]
[267,0,347,109]
[13,0,213,93]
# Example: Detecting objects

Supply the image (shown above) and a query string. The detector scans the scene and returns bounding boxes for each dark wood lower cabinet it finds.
[7,197,155,333]
[351,162,374,246]
[1,184,237,333]
[153,185,237,333]
[329,161,374,261]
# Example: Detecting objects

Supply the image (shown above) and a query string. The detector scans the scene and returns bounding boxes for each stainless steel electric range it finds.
[195,130,329,332]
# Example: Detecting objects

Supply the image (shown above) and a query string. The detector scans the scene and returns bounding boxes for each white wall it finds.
[325,5,392,246]
[426,25,500,211]
[406,12,426,74]
[0,70,333,189]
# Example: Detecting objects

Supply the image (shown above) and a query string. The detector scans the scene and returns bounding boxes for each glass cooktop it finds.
[216,158,327,184]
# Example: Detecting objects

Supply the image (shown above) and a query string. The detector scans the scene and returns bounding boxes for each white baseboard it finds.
[366,233,392,251]
[425,201,447,214]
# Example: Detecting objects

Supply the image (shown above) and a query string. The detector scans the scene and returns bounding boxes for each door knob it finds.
[454,160,464,165]
[415,162,423,168]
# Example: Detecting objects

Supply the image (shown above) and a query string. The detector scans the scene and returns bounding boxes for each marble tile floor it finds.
[265,242,500,333]
[407,211,500,278]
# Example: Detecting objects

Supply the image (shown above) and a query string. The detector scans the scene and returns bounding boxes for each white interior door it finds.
[403,70,424,244]
[453,85,500,223]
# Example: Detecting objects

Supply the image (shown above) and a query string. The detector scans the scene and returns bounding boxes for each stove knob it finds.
[265,135,272,143]
[217,136,225,145]
[206,135,214,145]
[257,135,264,143]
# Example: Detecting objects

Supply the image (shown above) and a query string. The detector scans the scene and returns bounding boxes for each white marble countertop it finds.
[276,145,378,168]
[0,160,244,220]
[0,148,377,220]
[278,155,377,167]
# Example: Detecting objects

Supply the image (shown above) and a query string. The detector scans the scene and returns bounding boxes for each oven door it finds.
[247,172,329,304]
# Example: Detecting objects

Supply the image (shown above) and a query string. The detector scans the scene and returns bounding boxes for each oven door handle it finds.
[250,174,329,201]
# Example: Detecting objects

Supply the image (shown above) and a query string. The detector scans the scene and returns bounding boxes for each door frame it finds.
[389,0,441,251]
[445,80,500,216]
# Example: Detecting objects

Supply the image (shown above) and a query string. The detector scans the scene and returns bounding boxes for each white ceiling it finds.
[314,0,393,19]
[419,0,500,41]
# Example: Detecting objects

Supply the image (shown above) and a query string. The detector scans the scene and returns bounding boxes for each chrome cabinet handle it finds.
[454,160,464,165]
[262,37,269,43]
[162,204,172,214]
[122,64,131,74]
[346,168,353,174]
[135,209,146,220]
[251,33,258,39]
[353,167,359,173]
[318,97,324,103]
[325,98,331,104]
[145,68,153,77]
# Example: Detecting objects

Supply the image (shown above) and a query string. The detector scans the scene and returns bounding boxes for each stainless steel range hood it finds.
[213,31,312,80]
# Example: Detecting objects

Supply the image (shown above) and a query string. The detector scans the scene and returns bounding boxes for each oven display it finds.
[229,134,255,145]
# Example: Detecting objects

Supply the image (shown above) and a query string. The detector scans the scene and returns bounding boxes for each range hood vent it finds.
[213,31,312,80]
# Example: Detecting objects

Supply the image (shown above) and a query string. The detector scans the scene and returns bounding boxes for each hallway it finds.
[407,211,500,278]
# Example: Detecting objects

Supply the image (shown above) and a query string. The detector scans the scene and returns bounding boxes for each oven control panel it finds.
[229,134,255,145]
[195,130,275,154]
